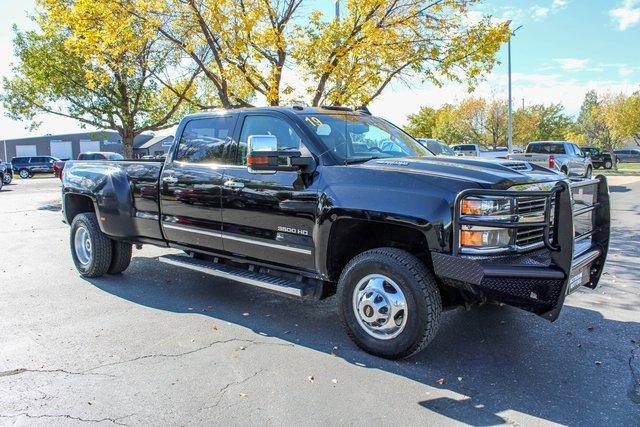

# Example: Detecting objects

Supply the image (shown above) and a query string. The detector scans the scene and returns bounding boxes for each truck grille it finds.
[516,196,554,247]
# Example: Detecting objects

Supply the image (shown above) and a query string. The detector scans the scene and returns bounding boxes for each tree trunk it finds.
[121,130,135,159]
[610,150,618,172]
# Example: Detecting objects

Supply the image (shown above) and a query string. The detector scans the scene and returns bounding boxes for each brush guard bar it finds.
[433,176,611,321]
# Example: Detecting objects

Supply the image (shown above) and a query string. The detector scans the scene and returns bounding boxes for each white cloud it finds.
[530,6,550,19]
[610,0,640,30]
[554,58,589,71]
[525,1,569,21]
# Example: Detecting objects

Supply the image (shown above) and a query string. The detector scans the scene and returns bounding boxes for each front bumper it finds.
[433,176,610,321]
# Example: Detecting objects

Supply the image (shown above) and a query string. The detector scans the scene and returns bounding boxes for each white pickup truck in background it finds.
[508,141,593,178]
[451,144,509,159]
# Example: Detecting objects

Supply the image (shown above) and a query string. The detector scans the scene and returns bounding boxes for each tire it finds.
[19,169,30,179]
[108,240,132,274]
[337,247,442,359]
[0,178,3,192]
[604,160,612,169]
[3,172,11,185]
[584,166,592,179]
[70,213,113,277]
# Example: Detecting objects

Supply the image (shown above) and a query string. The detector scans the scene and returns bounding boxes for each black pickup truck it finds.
[61,106,611,359]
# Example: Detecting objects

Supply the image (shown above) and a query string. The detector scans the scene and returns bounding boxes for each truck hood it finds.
[356,155,561,189]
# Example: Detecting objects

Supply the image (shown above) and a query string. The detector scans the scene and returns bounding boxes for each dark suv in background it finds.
[0,161,12,184]
[582,147,613,169]
[11,156,59,179]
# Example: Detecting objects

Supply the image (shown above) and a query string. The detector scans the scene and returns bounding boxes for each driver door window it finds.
[237,115,304,165]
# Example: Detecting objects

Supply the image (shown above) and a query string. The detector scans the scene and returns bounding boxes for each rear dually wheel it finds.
[70,213,113,277]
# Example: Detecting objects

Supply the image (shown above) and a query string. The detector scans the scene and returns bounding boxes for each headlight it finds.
[460,197,513,216]
[459,196,515,252]
[460,227,512,248]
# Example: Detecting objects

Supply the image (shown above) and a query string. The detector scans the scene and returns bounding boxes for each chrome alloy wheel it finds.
[352,274,408,340]
[74,226,93,266]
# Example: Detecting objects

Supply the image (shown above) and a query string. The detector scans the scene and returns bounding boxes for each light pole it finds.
[335,0,340,20]
[507,24,523,154]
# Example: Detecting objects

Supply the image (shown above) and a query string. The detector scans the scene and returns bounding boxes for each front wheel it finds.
[70,213,113,277]
[337,248,442,359]
[604,160,612,169]
[3,172,11,185]
[19,169,30,179]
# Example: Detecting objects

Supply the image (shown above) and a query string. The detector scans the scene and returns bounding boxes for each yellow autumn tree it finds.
[294,0,510,106]
[150,0,509,108]
[3,0,199,157]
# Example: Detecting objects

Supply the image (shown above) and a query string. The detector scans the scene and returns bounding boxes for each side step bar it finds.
[158,254,316,299]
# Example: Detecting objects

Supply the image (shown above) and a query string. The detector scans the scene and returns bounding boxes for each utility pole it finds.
[335,0,340,21]
[507,24,523,154]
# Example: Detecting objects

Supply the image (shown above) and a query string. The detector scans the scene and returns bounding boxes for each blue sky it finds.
[0,0,639,139]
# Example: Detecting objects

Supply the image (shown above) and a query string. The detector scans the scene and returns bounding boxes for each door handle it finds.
[162,176,178,183]
[224,180,245,189]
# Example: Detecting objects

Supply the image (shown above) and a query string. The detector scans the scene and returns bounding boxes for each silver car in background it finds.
[509,141,593,178]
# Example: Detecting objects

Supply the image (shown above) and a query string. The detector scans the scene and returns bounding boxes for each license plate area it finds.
[567,264,590,295]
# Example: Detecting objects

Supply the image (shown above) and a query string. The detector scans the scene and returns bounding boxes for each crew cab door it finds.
[220,113,318,271]
[159,114,237,252]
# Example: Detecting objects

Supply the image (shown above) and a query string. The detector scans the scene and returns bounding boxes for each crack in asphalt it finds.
[0,339,290,382]
[0,412,133,426]
[0,368,112,378]
[82,338,292,374]
[629,343,640,404]
[200,369,265,411]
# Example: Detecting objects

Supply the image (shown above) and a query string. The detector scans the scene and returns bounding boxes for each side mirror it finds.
[246,135,314,173]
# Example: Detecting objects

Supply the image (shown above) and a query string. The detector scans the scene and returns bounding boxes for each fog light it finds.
[460,227,511,248]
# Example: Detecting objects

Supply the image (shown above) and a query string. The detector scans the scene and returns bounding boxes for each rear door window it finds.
[174,116,237,164]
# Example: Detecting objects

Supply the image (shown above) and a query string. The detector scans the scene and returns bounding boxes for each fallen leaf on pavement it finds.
[436,378,445,385]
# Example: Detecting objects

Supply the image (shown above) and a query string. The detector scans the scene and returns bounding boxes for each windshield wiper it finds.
[344,156,385,164]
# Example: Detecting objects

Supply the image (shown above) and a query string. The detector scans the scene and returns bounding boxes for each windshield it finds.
[420,139,455,156]
[301,114,432,163]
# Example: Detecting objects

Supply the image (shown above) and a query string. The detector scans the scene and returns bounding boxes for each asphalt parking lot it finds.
[0,176,638,426]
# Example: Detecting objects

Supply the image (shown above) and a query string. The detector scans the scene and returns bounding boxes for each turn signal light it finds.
[461,199,482,215]
[247,155,270,166]
[460,230,484,246]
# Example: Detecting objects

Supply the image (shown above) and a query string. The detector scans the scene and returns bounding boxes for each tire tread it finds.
[108,241,132,274]
[70,213,112,277]
[338,247,441,359]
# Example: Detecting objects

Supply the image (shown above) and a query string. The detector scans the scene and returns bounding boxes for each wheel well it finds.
[326,219,430,282]
[64,194,95,224]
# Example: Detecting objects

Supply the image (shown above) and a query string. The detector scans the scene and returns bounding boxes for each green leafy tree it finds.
[576,91,619,169]
[404,106,437,138]
[432,105,465,145]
